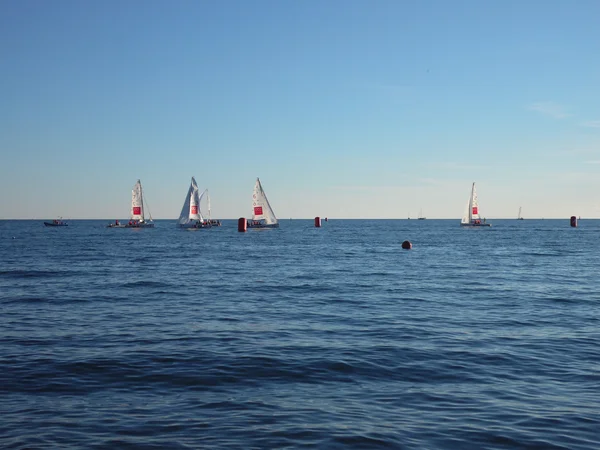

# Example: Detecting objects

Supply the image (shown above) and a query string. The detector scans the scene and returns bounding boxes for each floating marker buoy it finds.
[314,217,321,228]
[401,240,412,250]
[238,217,247,232]
[570,216,577,228]
[325,217,328,222]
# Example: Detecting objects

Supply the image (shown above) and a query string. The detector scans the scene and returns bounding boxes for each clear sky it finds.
[1,0,599,219]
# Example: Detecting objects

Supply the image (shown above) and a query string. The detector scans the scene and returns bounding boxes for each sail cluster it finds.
[178,177,208,225]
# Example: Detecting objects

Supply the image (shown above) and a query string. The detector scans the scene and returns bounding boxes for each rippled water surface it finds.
[1,219,599,449]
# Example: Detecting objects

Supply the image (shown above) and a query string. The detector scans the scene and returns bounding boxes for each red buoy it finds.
[238,217,247,232]
[570,216,577,228]
[401,240,412,250]
[315,217,321,228]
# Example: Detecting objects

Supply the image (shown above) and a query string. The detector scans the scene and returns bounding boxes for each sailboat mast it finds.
[207,190,211,220]
[140,183,145,220]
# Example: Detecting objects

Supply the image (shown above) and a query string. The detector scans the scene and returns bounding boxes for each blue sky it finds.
[1,0,599,219]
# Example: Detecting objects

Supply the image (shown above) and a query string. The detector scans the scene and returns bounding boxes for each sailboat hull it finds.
[44,222,68,227]
[108,223,154,228]
[179,222,212,229]
[108,221,154,228]
[247,221,279,229]
[125,223,154,228]
[461,223,491,227]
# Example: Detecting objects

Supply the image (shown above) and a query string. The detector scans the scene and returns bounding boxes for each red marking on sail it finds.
[191,205,198,214]
[472,207,478,215]
[133,206,141,215]
[254,206,263,216]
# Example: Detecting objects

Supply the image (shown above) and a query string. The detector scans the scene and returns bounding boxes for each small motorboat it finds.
[44,219,68,227]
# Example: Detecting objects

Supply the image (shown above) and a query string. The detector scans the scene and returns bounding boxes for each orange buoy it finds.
[238,217,247,232]
[401,240,412,250]
[570,216,577,228]
[315,217,321,228]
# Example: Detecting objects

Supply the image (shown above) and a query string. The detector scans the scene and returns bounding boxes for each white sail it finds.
[461,197,471,224]
[198,189,208,220]
[252,178,278,225]
[131,180,144,220]
[178,177,204,225]
[470,182,481,222]
[207,190,211,220]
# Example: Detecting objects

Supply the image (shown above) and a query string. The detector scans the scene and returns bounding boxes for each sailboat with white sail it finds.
[108,179,154,228]
[247,178,279,228]
[178,177,211,229]
[517,206,524,220]
[460,182,491,227]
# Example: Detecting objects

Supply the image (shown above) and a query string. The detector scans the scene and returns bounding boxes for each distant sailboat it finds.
[418,209,426,220]
[460,182,491,227]
[247,178,279,228]
[178,177,211,229]
[108,179,154,228]
[517,207,524,220]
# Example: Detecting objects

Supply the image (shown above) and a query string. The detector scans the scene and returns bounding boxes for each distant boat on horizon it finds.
[177,177,211,229]
[44,217,68,227]
[108,179,154,228]
[247,178,279,229]
[418,209,426,220]
[460,182,491,227]
[517,206,524,220]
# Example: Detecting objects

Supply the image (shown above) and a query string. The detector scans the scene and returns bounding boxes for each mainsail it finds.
[469,183,481,223]
[131,180,145,220]
[252,178,278,225]
[461,182,480,224]
[178,177,205,225]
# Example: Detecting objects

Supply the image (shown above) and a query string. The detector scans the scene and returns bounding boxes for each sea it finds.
[1,219,599,449]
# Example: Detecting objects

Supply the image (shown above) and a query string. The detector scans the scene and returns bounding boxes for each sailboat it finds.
[108,179,154,228]
[178,177,211,229]
[418,209,426,220]
[460,182,491,227]
[517,207,524,220]
[247,178,279,228]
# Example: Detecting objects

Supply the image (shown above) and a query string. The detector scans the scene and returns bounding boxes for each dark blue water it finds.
[1,219,599,449]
